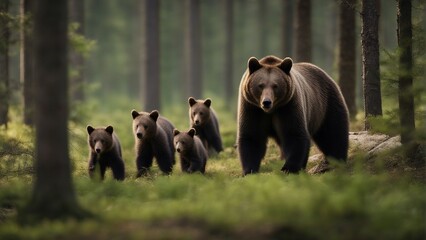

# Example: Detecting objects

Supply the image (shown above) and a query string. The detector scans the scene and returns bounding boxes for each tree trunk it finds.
[338,0,357,119]
[143,0,160,111]
[23,0,35,126]
[22,0,87,222]
[361,0,382,130]
[185,0,202,99]
[282,0,294,58]
[224,0,233,102]
[69,0,85,102]
[295,0,311,62]
[397,0,415,145]
[0,0,10,127]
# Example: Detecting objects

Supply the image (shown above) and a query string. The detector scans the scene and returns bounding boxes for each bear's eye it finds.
[143,125,148,129]
[272,84,278,89]
[199,112,203,116]
[258,83,265,89]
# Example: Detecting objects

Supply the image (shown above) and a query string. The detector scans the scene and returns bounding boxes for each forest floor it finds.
[0,103,425,239]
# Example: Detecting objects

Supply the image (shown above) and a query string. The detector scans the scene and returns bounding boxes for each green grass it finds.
[0,97,425,239]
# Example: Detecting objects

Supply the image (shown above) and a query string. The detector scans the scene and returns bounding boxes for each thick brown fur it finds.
[237,55,349,175]
[131,110,175,177]
[87,125,125,180]
[188,97,223,154]
[173,128,208,173]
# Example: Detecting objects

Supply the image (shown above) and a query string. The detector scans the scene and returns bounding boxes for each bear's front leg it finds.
[88,153,97,178]
[99,162,107,180]
[111,156,125,181]
[280,134,310,173]
[188,160,203,174]
[238,135,268,175]
[180,157,191,173]
[136,145,153,177]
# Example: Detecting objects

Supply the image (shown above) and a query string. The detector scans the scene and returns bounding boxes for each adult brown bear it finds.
[237,55,349,175]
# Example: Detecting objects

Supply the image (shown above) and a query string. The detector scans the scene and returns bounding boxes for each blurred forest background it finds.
[0,0,425,238]
[1,0,424,119]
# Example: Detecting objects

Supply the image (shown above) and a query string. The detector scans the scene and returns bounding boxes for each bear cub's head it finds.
[245,56,294,113]
[87,125,114,154]
[188,97,211,127]
[131,110,159,140]
[173,128,196,154]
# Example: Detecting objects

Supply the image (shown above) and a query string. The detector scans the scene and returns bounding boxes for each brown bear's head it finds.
[173,128,196,154]
[87,125,114,154]
[131,110,159,140]
[188,97,211,127]
[242,56,295,113]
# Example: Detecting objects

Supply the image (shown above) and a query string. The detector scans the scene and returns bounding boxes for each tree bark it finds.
[143,0,160,111]
[361,0,382,130]
[0,0,10,127]
[224,0,233,102]
[397,0,415,145]
[338,0,357,119]
[295,0,311,62]
[185,0,202,99]
[22,0,87,222]
[23,0,35,126]
[282,0,294,57]
[69,0,85,102]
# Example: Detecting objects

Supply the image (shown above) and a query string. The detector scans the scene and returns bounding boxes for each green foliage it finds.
[68,23,96,59]
[0,123,34,178]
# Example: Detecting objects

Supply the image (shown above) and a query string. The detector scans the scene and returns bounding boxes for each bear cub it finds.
[188,97,223,154]
[131,110,175,177]
[173,128,208,174]
[87,125,125,180]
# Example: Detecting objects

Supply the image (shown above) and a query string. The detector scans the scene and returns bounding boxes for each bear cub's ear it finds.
[188,128,196,138]
[173,129,180,136]
[188,97,197,107]
[87,125,95,135]
[149,110,159,122]
[203,98,211,108]
[105,126,114,135]
[248,57,262,75]
[131,109,140,119]
[279,57,293,75]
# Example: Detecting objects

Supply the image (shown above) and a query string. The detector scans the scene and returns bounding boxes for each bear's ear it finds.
[188,97,197,107]
[203,98,211,108]
[149,110,159,122]
[131,109,140,119]
[279,57,293,74]
[105,126,114,135]
[173,129,180,136]
[87,125,95,135]
[188,128,196,138]
[248,57,262,75]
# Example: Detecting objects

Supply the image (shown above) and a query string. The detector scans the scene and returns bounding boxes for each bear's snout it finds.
[261,98,273,111]
[136,133,143,139]
[194,120,200,125]
[95,148,101,153]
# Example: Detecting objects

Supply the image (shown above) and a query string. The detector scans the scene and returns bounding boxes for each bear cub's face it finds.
[173,128,196,154]
[247,57,293,113]
[131,110,159,140]
[188,97,211,127]
[87,125,114,154]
